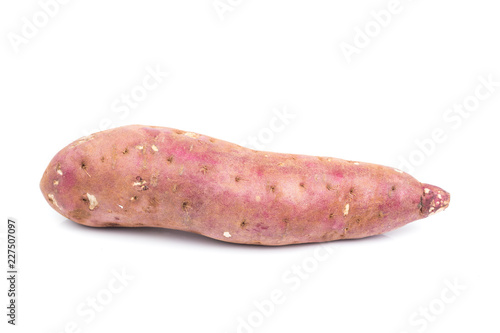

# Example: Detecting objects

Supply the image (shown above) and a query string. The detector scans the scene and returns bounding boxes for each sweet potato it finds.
[40,125,450,245]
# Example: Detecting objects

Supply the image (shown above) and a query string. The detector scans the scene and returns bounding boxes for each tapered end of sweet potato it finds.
[419,184,450,217]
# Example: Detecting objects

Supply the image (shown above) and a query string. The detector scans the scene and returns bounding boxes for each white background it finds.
[1,1,499,332]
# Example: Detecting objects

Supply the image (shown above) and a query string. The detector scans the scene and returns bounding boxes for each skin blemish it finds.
[184,132,199,138]
[299,182,305,188]
[122,148,129,154]
[329,213,334,219]
[378,211,386,218]
[86,193,98,210]
[179,166,184,175]
[223,231,231,238]
[47,194,61,210]
[200,165,208,174]
[142,185,149,191]
[53,180,59,186]
[343,203,350,216]
[391,185,396,191]
[255,195,261,202]
[136,145,144,150]
[130,196,138,201]
[182,201,190,212]
[133,176,147,188]
[118,204,124,209]
[235,176,241,182]
[394,168,404,173]
[151,145,159,152]
[268,185,276,193]
[56,163,63,175]
[172,184,178,193]
[81,162,91,177]
[167,156,174,163]
[278,162,285,167]
[424,188,430,194]
[101,157,105,162]
[349,187,355,195]
[326,183,336,191]
[240,219,247,228]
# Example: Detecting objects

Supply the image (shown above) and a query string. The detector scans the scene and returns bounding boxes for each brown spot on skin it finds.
[283,218,290,224]
[378,211,386,218]
[235,176,241,182]
[329,213,334,219]
[150,173,159,187]
[131,196,138,201]
[142,185,149,191]
[391,185,396,191]
[101,156,105,162]
[103,222,120,227]
[268,185,276,193]
[209,138,215,143]
[182,201,191,212]
[149,197,159,207]
[114,217,120,220]
[326,183,333,191]
[175,130,184,134]
[167,156,174,163]
[81,162,91,177]
[172,184,178,193]
[53,180,59,186]
[70,209,91,220]
[122,148,129,154]
[200,165,208,174]
[299,182,305,188]
[240,219,247,228]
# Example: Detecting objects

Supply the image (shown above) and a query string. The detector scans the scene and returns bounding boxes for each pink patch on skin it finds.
[305,162,315,169]
[256,168,264,177]
[331,170,344,180]
[142,127,161,137]
[61,169,77,190]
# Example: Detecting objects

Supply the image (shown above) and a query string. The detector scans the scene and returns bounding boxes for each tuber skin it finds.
[40,125,450,246]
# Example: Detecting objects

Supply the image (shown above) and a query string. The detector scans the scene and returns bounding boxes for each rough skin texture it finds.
[40,125,450,245]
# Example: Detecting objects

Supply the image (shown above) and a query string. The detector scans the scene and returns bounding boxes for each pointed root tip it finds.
[420,184,450,217]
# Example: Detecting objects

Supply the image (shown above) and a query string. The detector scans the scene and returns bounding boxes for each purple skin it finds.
[40,125,450,245]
